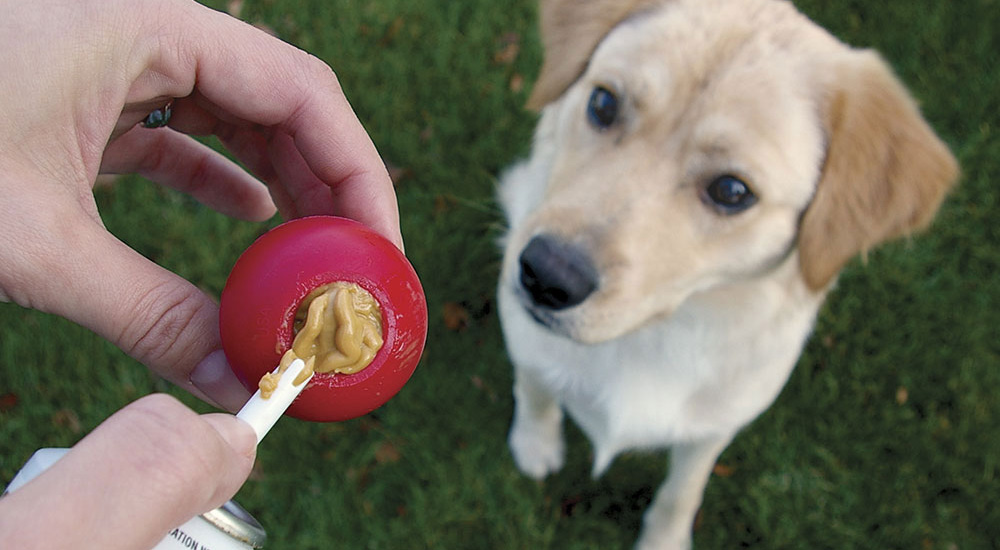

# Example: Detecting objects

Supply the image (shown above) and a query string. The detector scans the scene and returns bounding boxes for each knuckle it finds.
[295,53,344,98]
[119,280,215,369]
[302,52,338,82]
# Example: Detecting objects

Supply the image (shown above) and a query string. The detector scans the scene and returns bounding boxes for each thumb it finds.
[0,395,257,550]
[77,394,258,520]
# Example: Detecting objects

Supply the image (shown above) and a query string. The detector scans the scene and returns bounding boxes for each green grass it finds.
[2,1,998,548]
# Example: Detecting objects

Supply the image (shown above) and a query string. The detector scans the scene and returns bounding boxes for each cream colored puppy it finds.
[496,0,958,548]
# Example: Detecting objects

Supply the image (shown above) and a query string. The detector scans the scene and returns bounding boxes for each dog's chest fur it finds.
[498,248,824,473]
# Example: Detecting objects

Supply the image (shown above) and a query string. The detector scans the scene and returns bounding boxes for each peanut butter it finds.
[259,351,316,399]
[258,282,384,398]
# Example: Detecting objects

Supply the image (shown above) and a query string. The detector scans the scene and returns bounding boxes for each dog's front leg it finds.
[635,435,734,550]
[507,366,566,479]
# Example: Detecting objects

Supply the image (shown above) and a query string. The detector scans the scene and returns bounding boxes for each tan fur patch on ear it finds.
[526,0,662,110]
[798,51,959,290]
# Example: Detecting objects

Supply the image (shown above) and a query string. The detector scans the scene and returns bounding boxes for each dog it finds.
[495,0,959,547]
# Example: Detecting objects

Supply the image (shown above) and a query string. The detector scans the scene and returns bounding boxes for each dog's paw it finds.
[634,513,694,550]
[634,531,692,550]
[508,418,565,479]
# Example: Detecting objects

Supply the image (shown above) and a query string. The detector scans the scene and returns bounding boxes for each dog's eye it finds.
[587,86,619,129]
[705,175,757,214]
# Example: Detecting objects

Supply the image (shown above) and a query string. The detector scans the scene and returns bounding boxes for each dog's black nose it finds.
[519,235,598,310]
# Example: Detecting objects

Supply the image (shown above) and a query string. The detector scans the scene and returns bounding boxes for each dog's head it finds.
[499,0,958,344]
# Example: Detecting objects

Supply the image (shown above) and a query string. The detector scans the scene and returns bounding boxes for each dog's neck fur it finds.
[534,251,828,475]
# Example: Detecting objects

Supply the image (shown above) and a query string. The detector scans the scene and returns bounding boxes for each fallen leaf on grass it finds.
[52,408,82,434]
[385,161,412,186]
[494,32,522,65]
[374,441,401,465]
[470,375,499,403]
[380,17,406,46]
[420,124,434,143]
[226,0,243,17]
[560,494,585,517]
[896,386,909,405]
[495,42,520,65]
[510,73,525,93]
[345,465,372,488]
[713,463,735,477]
[433,194,458,216]
[0,392,19,413]
[358,416,383,433]
[443,301,470,331]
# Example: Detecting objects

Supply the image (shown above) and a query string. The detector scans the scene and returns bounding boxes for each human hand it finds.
[0,394,258,550]
[0,0,400,411]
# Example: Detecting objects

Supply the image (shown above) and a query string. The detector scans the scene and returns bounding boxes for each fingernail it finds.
[206,414,259,460]
[191,350,252,413]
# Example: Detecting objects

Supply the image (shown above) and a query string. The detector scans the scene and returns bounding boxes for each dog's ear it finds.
[797,51,959,291]
[526,0,661,110]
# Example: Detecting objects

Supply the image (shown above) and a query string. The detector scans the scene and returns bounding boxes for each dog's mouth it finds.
[525,303,555,327]
[513,285,580,339]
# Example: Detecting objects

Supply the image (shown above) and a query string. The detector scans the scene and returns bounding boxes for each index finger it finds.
[130,2,402,247]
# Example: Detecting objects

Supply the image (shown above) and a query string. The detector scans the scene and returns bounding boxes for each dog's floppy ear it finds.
[526,0,661,110]
[797,51,959,291]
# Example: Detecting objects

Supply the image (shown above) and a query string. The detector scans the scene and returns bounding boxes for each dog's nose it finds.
[518,235,598,310]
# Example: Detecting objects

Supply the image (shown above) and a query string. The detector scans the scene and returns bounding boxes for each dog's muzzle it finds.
[518,235,599,312]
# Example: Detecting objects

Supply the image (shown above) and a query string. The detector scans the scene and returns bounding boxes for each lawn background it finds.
[2,0,998,548]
